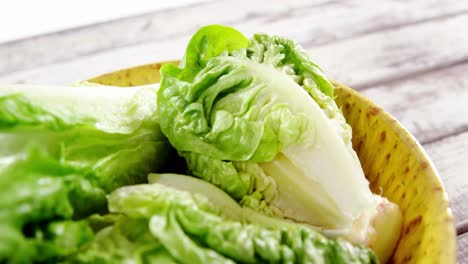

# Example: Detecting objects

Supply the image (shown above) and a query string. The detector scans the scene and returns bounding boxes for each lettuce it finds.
[0,24,400,263]
[157,25,402,262]
[0,83,172,262]
[74,174,378,264]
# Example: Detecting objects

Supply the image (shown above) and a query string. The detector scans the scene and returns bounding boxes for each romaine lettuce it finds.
[75,174,378,264]
[157,25,402,262]
[0,83,172,262]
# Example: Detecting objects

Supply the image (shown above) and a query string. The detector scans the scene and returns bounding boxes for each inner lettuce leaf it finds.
[157,25,402,262]
[158,40,369,219]
[73,176,378,264]
[0,83,173,263]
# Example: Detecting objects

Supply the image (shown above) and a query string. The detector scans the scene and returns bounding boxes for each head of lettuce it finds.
[157,25,402,263]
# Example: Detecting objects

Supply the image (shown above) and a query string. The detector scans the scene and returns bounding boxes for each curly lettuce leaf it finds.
[78,179,377,263]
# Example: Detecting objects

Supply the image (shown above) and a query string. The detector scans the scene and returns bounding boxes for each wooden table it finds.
[0,0,467,262]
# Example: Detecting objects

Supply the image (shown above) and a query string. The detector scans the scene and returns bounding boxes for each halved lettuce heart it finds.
[159,54,381,226]
[157,25,402,263]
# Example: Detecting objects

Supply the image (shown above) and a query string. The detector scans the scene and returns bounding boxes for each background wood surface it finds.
[0,0,466,262]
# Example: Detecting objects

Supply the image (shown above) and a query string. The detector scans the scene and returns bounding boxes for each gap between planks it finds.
[2,0,468,76]
[360,62,468,145]
[355,57,468,92]
[458,219,468,235]
[457,233,468,263]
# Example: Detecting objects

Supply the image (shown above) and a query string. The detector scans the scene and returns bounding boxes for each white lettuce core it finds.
[243,61,402,262]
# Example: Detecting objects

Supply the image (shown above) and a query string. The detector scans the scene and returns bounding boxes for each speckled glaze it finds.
[333,83,456,264]
[89,62,457,264]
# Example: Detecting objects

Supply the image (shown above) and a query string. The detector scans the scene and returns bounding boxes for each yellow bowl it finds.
[89,62,457,264]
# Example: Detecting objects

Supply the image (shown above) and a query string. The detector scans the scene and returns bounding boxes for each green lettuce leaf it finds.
[0,84,172,262]
[74,177,377,263]
[167,24,249,82]
[73,216,176,264]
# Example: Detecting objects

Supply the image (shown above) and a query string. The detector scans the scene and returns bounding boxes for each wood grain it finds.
[1,0,468,75]
[1,11,468,88]
[313,14,468,88]
[458,233,468,263]
[361,63,468,145]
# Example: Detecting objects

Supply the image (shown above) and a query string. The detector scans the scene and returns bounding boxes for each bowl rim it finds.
[332,81,457,262]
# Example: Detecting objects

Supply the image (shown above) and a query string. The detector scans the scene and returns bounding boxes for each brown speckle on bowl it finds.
[404,216,423,235]
[421,162,429,169]
[370,106,381,115]
[381,131,387,142]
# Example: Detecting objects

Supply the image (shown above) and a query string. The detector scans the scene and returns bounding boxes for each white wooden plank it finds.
[1,0,468,75]
[313,14,468,88]
[0,0,206,43]
[361,63,468,144]
[424,131,468,230]
[0,35,190,84]
[457,233,468,263]
[2,12,468,88]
